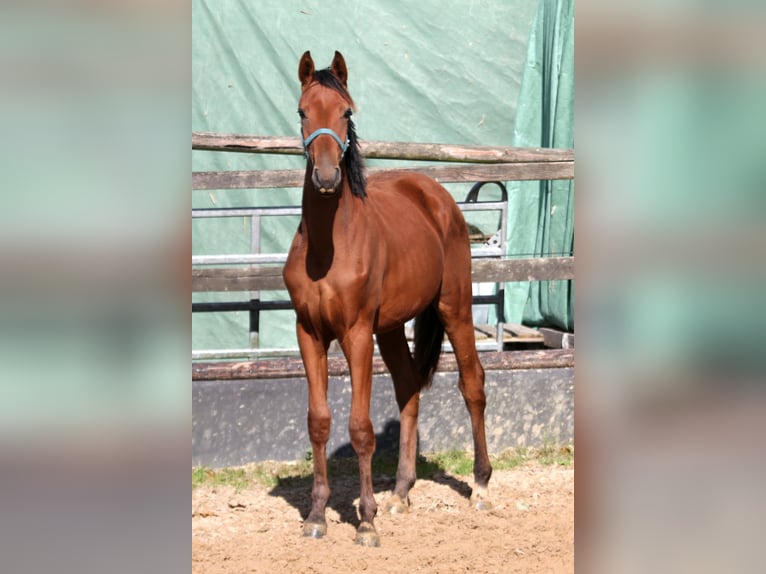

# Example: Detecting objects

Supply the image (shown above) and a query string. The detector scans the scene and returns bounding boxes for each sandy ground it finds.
[192,463,573,573]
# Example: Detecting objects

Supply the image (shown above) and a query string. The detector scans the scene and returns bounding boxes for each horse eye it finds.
[344,109,353,119]
[297,109,306,119]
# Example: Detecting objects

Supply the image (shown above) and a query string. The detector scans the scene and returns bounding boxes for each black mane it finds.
[313,68,367,199]
[343,116,366,199]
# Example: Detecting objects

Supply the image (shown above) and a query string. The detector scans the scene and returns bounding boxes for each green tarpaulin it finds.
[506,0,574,331]
[192,0,573,352]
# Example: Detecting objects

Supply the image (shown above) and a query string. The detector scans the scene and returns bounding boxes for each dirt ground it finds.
[192,463,573,573]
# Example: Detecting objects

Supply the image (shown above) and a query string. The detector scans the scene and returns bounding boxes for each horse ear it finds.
[331,51,348,87]
[298,51,315,88]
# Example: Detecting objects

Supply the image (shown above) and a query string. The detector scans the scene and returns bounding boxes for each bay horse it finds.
[283,51,493,547]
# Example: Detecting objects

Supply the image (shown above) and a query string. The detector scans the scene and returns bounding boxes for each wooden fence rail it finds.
[192,256,574,293]
[192,132,574,164]
[193,349,574,381]
[193,162,574,190]
[193,133,574,190]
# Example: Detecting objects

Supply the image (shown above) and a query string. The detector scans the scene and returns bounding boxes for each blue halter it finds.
[301,128,349,160]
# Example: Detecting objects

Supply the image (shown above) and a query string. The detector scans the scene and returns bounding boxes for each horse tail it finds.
[413,304,445,390]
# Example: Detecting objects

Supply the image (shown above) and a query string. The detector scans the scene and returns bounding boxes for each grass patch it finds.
[424,449,476,476]
[192,467,251,492]
[192,460,314,491]
[536,441,574,466]
[494,441,574,468]
[192,443,573,491]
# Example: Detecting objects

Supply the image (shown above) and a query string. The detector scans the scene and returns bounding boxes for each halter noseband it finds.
[301,128,349,160]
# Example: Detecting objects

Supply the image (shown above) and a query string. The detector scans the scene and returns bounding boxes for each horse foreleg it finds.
[296,322,332,538]
[340,326,380,547]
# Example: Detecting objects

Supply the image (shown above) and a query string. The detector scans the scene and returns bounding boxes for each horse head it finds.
[298,51,365,198]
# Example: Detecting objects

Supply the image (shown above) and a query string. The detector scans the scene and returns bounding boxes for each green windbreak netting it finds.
[192,0,572,352]
[504,0,574,331]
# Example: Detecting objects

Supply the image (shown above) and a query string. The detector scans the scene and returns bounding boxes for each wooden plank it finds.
[362,141,573,164]
[192,349,574,380]
[539,327,575,349]
[471,257,574,282]
[192,161,573,190]
[405,324,540,345]
[504,323,544,340]
[192,257,574,293]
[192,266,286,292]
[192,134,301,156]
[473,324,497,340]
[477,324,544,344]
[193,170,304,190]
[192,132,574,164]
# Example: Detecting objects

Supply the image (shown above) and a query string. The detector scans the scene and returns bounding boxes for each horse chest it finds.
[290,271,371,334]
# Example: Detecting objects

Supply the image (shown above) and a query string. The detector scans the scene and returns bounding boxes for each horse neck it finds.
[300,164,356,263]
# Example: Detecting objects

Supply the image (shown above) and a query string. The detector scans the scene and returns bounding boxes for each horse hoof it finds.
[303,520,327,539]
[355,522,380,547]
[472,498,493,511]
[471,485,493,511]
[383,495,410,514]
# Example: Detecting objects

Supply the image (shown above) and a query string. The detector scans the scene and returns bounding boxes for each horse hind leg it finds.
[376,326,422,514]
[437,292,494,510]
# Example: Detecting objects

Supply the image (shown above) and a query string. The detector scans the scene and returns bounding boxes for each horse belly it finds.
[376,252,443,329]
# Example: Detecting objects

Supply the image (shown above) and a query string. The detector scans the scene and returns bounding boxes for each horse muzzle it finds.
[312,166,341,196]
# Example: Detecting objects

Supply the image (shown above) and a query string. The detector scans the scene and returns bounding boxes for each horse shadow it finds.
[268,419,474,529]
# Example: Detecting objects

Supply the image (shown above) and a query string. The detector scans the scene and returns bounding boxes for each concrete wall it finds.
[193,367,573,467]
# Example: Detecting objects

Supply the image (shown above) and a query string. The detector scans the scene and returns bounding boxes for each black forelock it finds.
[313,68,354,106]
